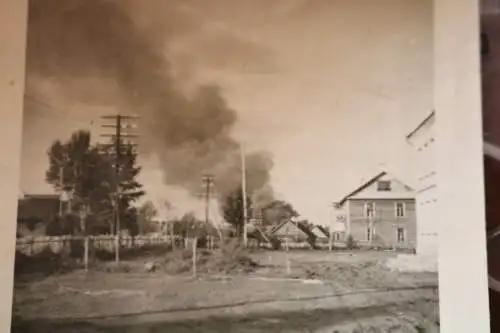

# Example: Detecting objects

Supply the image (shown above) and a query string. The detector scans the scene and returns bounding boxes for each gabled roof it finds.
[334,171,414,207]
[335,171,387,207]
[406,110,435,140]
[270,219,315,239]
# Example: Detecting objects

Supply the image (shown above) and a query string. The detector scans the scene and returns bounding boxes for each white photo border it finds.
[0,0,28,331]
[436,0,490,332]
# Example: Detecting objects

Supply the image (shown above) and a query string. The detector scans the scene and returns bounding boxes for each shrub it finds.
[269,236,282,250]
[14,247,78,278]
[346,234,356,250]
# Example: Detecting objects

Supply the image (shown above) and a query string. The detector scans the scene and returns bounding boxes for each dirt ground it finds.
[12,250,439,332]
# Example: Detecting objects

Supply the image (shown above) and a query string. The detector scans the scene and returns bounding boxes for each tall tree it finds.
[46,130,111,233]
[222,186,252,237]
[45,130,145,235]
[108,142,145,235]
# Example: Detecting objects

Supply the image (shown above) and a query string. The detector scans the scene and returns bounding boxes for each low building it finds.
[334,171,417,250]
[406,111,438,257]
[17,194,60,237]
[269,219,316,248]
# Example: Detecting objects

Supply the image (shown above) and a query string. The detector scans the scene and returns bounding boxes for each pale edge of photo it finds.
[0,0,491,332]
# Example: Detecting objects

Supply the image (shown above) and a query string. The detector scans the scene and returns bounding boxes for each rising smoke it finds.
[27,0,275,210]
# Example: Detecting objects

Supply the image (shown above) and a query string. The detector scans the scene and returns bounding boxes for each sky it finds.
[20,0,432,226]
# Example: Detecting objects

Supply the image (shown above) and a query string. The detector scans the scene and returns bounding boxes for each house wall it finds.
[332,205,347,234]
[348,198,417,249]
[407,114,438,256]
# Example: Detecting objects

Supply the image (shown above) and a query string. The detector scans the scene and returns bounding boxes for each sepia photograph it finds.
[10,0,439,332]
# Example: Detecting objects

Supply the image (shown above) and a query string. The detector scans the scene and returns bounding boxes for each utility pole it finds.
[199,175,223,241]
[55,156,71,216]
[201,175,214,226]
[100,114,139,264]
[241,143,248,247]
[79,204,89,272]
[59,165,64,216]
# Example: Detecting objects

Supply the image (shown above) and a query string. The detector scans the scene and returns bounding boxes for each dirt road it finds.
[12,251,439,332]
[13,274,438,332]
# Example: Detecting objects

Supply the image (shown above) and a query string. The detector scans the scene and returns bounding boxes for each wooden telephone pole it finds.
[100,114,139,264]
[241,143,248,247]
[199,175,223,240]
[201,175,214,226]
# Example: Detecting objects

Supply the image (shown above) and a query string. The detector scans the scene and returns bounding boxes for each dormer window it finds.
[377,180,391,191]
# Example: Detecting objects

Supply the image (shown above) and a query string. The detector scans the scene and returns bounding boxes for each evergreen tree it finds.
[45,130,145,235]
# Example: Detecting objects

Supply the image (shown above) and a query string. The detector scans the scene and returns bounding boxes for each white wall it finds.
[407,114,438,256]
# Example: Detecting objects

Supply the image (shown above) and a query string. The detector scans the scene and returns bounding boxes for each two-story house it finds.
[334,171,417,250]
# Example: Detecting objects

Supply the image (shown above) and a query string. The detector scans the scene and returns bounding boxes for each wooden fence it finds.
[15,234,347,256]
[15,234,194,256]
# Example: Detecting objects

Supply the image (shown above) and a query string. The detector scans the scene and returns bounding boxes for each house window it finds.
[367,227,372,241]
[397,228,405,242]
[395,202,405,218]
[364,202,375,218]
[377,180,391,191]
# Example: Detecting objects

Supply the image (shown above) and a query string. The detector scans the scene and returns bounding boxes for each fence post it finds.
[84,236,89,272]
[192,237,198,277]
[285,238,291,275]
[28,238,33,256]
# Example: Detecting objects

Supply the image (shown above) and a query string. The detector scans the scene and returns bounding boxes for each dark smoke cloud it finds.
[27,0,275,209]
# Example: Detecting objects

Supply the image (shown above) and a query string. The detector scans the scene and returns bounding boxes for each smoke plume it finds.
[27,0,275,210]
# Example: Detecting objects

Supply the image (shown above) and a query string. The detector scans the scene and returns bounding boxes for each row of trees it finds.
[137,190,309,238]
[44,129,307,238]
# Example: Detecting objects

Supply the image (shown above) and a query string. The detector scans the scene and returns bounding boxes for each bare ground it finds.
[12,250,439,332]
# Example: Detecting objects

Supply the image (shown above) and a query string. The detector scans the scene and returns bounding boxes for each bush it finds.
[269,236,282,250]
[14,247,78,279]
[346,235,356,250]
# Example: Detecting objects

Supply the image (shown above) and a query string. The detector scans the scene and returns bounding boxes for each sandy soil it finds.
[12,251,439,332]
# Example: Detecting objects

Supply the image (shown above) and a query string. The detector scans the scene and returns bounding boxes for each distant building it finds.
[17,194,60,237]
[334,171,417,250]
[270,218,316,243]
[406,111,437,256]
